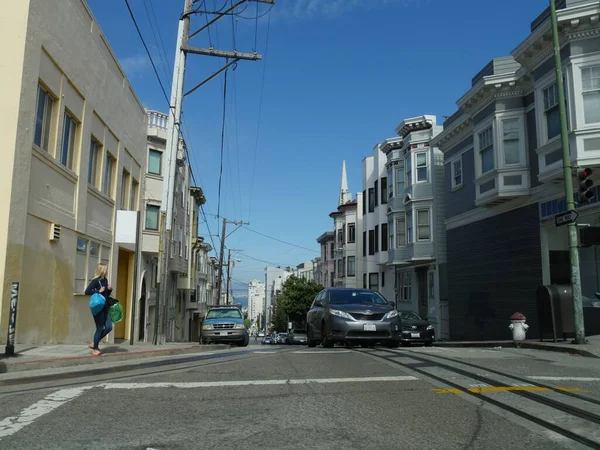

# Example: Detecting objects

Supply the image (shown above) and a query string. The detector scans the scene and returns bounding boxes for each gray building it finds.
[317,231,335,288]
[431,0,600,340]
[382,116,449,339]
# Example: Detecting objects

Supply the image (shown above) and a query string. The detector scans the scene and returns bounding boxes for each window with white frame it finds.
[502,118,521,165]
[395,164,404,196]
[452,157,463,189]
[416,152,428,182]
[405,157,412,187]
[74,238,110,293]
[479,126,494,174]
[396,215,406,247]
[145,204,160,230]
[148,149,162,175]
[347,256,356,277]
[60,112,77,170]
[388,169,393,198]
[582,65,600,124]
[406,210,413,244]
[543,83,560,140]
[388,219,394,250]
[34,84,54,152]
[416,209,430,241]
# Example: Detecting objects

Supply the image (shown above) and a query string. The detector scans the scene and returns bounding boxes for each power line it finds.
[247,9,272,220]
[242,226,319,253]
[216,66,229,221]
[200,204,219,257]
[123,0,170,105]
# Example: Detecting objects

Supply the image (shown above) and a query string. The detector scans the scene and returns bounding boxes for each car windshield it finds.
[329,290,388,305]
[206,309,242,320]
[399,311,422,321]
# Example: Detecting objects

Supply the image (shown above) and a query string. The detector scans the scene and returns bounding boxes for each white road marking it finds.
[294,350,352,354]
[0,387,92,439]
[101,376,419,389]
[528,376,600,382]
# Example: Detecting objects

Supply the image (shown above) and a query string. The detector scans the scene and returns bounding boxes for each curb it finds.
[0,344,231,374]
[433,340,599,359]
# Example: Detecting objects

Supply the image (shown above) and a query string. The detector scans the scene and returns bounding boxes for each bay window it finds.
[416,152,428,182]
[416,209,431,241]
[406,210,413,244]
[396,215,406,247]
[543,83,560,140]
[502,118,520,165]
[479,126,494,174]
[405,157,412,188]
[582,65,600,124]
[395,164,404,196]
[388,170,393,198]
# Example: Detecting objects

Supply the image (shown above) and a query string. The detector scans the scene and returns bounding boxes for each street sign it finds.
[555,209,579,227]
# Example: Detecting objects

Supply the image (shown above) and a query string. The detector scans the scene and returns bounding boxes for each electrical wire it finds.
[216,66,229,221]
[247,9,271,221]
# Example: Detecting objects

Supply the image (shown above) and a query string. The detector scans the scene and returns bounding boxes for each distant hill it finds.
[232,293,248,308]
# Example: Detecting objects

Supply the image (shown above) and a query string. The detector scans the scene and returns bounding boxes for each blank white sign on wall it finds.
[115,210,138,244]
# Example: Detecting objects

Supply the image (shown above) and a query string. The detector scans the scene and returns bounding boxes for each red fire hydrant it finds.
[509,312,528,348]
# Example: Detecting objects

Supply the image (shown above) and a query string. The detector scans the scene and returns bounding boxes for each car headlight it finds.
[384,310,399,320]
[329,309,354,320]
[426,325,434,330]
[202,324,213,330]
[234,324,245,329]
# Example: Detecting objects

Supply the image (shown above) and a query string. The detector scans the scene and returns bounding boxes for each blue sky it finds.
[88,0,549,289]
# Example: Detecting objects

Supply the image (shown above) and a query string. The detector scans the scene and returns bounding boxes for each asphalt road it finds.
[1,341,600,450]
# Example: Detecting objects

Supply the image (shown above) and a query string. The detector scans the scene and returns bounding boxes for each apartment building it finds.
[360,143,395,301]
[316,231,335,288]
[381,116,448,339]
[264,266,294,332]
[142,111,207,343]
[0,0,147,344]
[247,279,265,325]
[431,0,600,339]
[330,161,360,288]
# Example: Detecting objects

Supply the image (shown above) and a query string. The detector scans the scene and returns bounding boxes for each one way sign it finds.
[555,209,579,227]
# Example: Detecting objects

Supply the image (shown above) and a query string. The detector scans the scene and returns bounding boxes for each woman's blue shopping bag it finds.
[89,292,106,316]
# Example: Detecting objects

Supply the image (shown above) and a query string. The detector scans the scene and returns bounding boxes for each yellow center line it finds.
[433,386,586,394]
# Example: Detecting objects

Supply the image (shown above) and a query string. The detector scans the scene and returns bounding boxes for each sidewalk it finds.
[0,341,230,374]
[435,334,600,358]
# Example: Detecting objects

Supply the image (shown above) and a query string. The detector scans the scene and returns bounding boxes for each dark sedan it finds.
[306,288,402,348]
[398,311,435,346]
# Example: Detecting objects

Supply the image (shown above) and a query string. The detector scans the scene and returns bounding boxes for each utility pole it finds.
[155,0,274,343]
[216,219,248,304]
[225,248,244,304]
[550,0,586,344]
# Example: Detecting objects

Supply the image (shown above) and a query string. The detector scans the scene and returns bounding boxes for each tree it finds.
[244,318,251,329]
[271,298,288,332]
[278,275,323,324]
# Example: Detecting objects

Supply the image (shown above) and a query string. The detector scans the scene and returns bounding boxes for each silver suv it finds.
[306,288,402,348]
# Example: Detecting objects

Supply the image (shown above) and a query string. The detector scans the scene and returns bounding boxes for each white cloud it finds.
[273,0,429,20]
[120,54,151,78]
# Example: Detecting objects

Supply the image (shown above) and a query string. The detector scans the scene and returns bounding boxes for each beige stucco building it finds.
[0,0,147,344]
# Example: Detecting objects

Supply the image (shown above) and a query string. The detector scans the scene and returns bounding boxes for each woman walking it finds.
[85,263,113,356]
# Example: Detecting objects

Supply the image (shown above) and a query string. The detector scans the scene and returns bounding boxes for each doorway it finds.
[139,278,146,341]
[115,248,132,340]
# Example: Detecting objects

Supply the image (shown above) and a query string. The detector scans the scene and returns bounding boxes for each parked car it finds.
[306,288,402,348]
[398,311,435,346]
[277,333,288,344]
[262,336,272,345]
[287,329,308,345]
[200,306,249,346]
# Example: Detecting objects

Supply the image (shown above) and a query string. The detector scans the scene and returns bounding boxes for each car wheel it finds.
[307,326,318,347]
[321,323,334,348]
[241,334,249,347]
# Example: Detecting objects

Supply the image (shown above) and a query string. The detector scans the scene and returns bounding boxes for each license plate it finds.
[411,332,420,338]
[364,324,376,331]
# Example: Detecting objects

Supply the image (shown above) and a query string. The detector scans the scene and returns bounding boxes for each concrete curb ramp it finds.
[0,344,231,374]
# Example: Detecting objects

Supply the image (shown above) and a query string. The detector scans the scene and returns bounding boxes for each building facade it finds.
[142,110,206,343]
[431,0,600,340]
[247,279,265,326]
[295,260,316,281]
[360,143,395,301]
[330,161,359,288]
[0,0,147,344]
[383,116,448,339]
[264,266,294,332]
[316,231,335,288]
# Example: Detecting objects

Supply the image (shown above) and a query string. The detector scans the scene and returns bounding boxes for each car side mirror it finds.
[314,300,323,307]
[388,301,395,307]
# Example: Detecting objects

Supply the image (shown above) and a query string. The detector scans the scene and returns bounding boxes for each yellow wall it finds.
[0,0,147,344]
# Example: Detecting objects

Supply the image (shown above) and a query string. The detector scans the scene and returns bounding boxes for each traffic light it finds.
[578,167,594,202]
